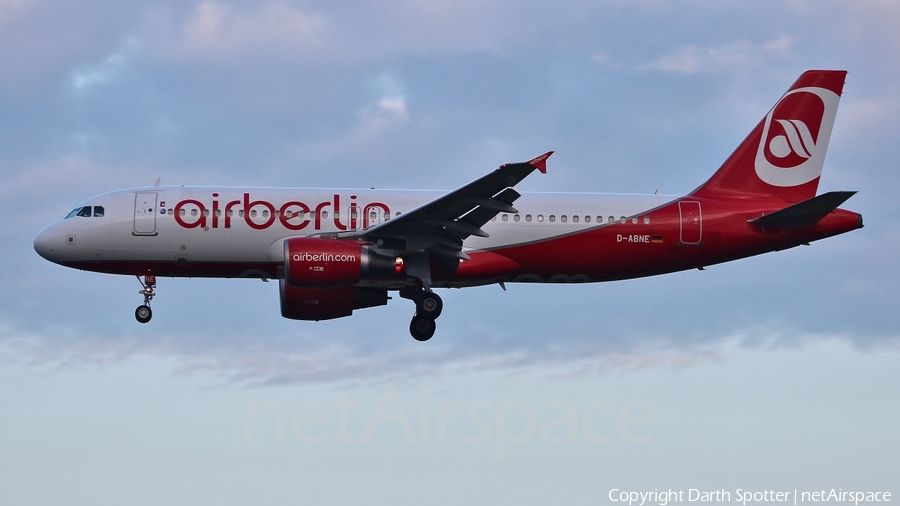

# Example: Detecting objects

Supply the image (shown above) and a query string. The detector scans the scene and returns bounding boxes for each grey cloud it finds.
[638,36,793,75]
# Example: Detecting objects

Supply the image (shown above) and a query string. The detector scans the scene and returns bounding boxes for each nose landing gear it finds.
[410,314,436,341]
[135,274,156,324]
[402,288,443,341]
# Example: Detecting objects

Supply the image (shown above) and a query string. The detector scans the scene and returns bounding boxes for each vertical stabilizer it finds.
[691,70,846,203]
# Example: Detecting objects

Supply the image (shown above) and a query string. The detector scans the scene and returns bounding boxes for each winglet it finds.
[527,151,554,174]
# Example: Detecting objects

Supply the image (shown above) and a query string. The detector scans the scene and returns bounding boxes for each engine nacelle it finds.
[284,237,395,288]
[280,281,388,321]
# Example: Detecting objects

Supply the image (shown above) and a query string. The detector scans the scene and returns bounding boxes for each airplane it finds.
[33,69,863,341]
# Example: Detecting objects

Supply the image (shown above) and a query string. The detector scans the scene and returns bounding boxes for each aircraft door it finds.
[678,200,702,245]
[134,192,158,236]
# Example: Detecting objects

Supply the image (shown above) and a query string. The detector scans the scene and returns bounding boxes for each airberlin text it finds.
[292,252,356,263]
[172,193,390,232]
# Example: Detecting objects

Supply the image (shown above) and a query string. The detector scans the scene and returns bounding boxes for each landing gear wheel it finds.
[416,292,443,319]
[135,274,157,324]
[135,305,152,324]
[410,315,436,341]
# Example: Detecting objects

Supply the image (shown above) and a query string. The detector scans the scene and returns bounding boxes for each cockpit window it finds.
[66,206,93,218]
[65,205,104,219]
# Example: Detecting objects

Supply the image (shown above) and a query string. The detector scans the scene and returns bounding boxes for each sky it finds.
[2,0,899,504]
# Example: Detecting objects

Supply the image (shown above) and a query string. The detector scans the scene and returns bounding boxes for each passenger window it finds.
[585,216,591,223]
[561,215,567,223]
[525,214,532,222]
[537,215,544,222]
[239,210,245,218]
[395,212,400,217]
[572,215,579,223]
[370,211,377,220]
[93,206,104,217]
[249,210,256,218]
[620,216,626,223]
[491,216,497,221]
[631,217,637,224]
[514,214,520,222]
[644,216,650,224]
[77,206,92,218]
[549,215,556,223]
[203,209,210,217]
[226,209,234,217]
[502,214,508,222]
[608,216,614,223]
[321,211,328,219]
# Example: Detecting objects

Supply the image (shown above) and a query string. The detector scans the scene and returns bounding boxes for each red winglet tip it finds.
[527,151,553,174]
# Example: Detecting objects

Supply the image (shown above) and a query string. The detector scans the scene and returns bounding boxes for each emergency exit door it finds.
[134,192,158,236]
[678,200,702,245]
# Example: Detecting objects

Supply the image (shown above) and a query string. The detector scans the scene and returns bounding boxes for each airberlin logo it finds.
[754,86,840,188]
[172,193,390,232]
[769,119,817,160]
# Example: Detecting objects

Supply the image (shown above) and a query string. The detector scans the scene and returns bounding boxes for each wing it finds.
[326,151,552,283]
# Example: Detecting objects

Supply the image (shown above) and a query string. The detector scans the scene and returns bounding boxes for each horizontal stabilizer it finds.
[749,191,856,228]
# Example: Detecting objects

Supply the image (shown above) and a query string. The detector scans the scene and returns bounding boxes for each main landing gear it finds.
[402,288,443,342]
[135,274,156,324]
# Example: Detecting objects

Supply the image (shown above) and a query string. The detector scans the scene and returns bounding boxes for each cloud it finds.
[834,97,900,147]
[640,36,793,75]
[180,1,331,59]
[0,316,733,387]
[282,72,411,166]
[70,37,139,90]
[354,74,410,137]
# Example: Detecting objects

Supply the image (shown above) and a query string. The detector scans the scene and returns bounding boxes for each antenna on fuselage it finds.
[154,178,161,187]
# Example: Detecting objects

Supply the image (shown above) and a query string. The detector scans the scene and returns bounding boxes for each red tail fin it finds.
[691,70,846,203]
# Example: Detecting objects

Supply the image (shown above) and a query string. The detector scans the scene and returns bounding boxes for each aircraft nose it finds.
[33,226,62,262]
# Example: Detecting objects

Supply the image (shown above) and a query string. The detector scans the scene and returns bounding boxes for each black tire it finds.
[409,315,436,341]
[416,292,443,319]
[135,305,152,324]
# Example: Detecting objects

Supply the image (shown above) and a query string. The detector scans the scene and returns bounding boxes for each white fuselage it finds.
[35,186,676,274]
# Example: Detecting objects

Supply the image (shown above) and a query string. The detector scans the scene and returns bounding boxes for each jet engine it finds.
[279,283,388,321]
